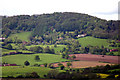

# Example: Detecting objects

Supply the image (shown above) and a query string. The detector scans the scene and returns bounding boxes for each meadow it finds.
[2,53,70,66]
[26,44,66,53]
[1,66,52,78]
[2,48,33,55]
[8,32,31,42]
[77,36,110,47]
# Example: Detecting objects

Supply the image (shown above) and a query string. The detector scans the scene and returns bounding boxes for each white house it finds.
[77,34,87,38]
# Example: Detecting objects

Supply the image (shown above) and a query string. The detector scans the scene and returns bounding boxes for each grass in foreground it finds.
[2,66,52,78]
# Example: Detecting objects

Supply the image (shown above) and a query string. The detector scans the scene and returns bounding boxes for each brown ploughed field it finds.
[52,54,119,68]
[52,61,113,68]
[69,54,120,64]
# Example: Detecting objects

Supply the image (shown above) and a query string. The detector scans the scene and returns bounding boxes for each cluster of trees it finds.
[29,46,55,54]
[62,54,76,60]
[60,43,110,55]
[2,12,120,39]
[44,64,120,79]
[10,72,40,78]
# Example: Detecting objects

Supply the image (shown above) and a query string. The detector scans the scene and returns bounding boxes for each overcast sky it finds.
[0,0,119,20]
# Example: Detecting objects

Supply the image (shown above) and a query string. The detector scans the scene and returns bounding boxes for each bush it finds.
[6,44,12,50]
[43,63,48,67]
[60,65,65,70]
[25,72,40,78]
[24,61,30,66]
[35,55,40,61]
[106,74,115,78]
[47,70,59,79]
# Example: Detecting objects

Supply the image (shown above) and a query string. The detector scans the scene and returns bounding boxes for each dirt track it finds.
[69,54,120,64]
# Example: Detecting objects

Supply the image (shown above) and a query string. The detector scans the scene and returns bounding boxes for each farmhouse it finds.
[110,49,118,52]
[0,37,5,40]
[57,37,63,40]
[77,34,87,38]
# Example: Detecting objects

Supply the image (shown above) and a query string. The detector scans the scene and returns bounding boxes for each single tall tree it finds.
[35,55,40,61]
[24,61,30,66]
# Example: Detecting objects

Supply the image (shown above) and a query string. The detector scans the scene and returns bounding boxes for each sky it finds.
[0,0,119,20]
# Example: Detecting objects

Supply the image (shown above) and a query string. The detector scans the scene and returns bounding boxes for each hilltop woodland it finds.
[1,12,120,79]
[2,12,120,39]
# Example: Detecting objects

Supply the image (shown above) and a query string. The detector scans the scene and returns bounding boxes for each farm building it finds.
[110,49,118,52]
[77,34,87,38]
[0,37,5,41]
[3,64,17,66]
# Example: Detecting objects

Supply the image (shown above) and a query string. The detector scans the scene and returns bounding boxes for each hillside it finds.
[2,12,120,39]
[8,31,31,42]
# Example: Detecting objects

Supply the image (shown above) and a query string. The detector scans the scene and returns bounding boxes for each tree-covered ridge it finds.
[2,12,120,39]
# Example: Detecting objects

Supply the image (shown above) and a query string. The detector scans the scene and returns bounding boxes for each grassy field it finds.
[26,44,66,53]
[2,48,33,55]
[77,36,109,47]
[2,53,70,66]
[2,66,52,78]
[8,32,31,42]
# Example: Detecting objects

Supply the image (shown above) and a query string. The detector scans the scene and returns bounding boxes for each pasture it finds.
[2,48,33,55]
[8,32,31,42]
[26,44,66,53]
[2,53,70,66]
[77,36,109,47]
[1,66,52,78]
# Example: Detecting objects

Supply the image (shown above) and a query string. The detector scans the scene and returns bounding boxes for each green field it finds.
[77,36,110,47]
[8,32,31,42]
[2,66,52,78]
[2,53,70,66]
[2,48,33,55]
[26,44,66,53]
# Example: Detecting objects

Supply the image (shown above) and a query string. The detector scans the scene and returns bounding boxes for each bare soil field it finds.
[69,54,120,64]
[52,61,112,68]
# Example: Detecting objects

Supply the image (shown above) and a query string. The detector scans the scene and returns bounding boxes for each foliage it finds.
[67,62,72,68]
[34,55,40,61]
[59,65,65,70]
[24,61,30,66]
[30,46,43,53]
[5,44,13,50]
[2,12,119,39]
[71,55,76,60]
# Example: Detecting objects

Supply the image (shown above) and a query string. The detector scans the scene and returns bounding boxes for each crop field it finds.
[77,36,110,47]
[8,32,31,42]
[52,61,112,68]
[69,54,120,64]
[1,66,52,78]
[2,53,70,66]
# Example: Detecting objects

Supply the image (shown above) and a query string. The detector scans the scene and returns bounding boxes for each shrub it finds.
[35,55,40,61]
[24,61,30,66]
[60,65,65,70]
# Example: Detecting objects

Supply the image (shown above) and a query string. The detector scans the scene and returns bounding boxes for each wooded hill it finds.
[2,12,120,39]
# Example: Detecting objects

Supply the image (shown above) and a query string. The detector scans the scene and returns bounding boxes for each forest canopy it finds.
[2,12,120,39]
